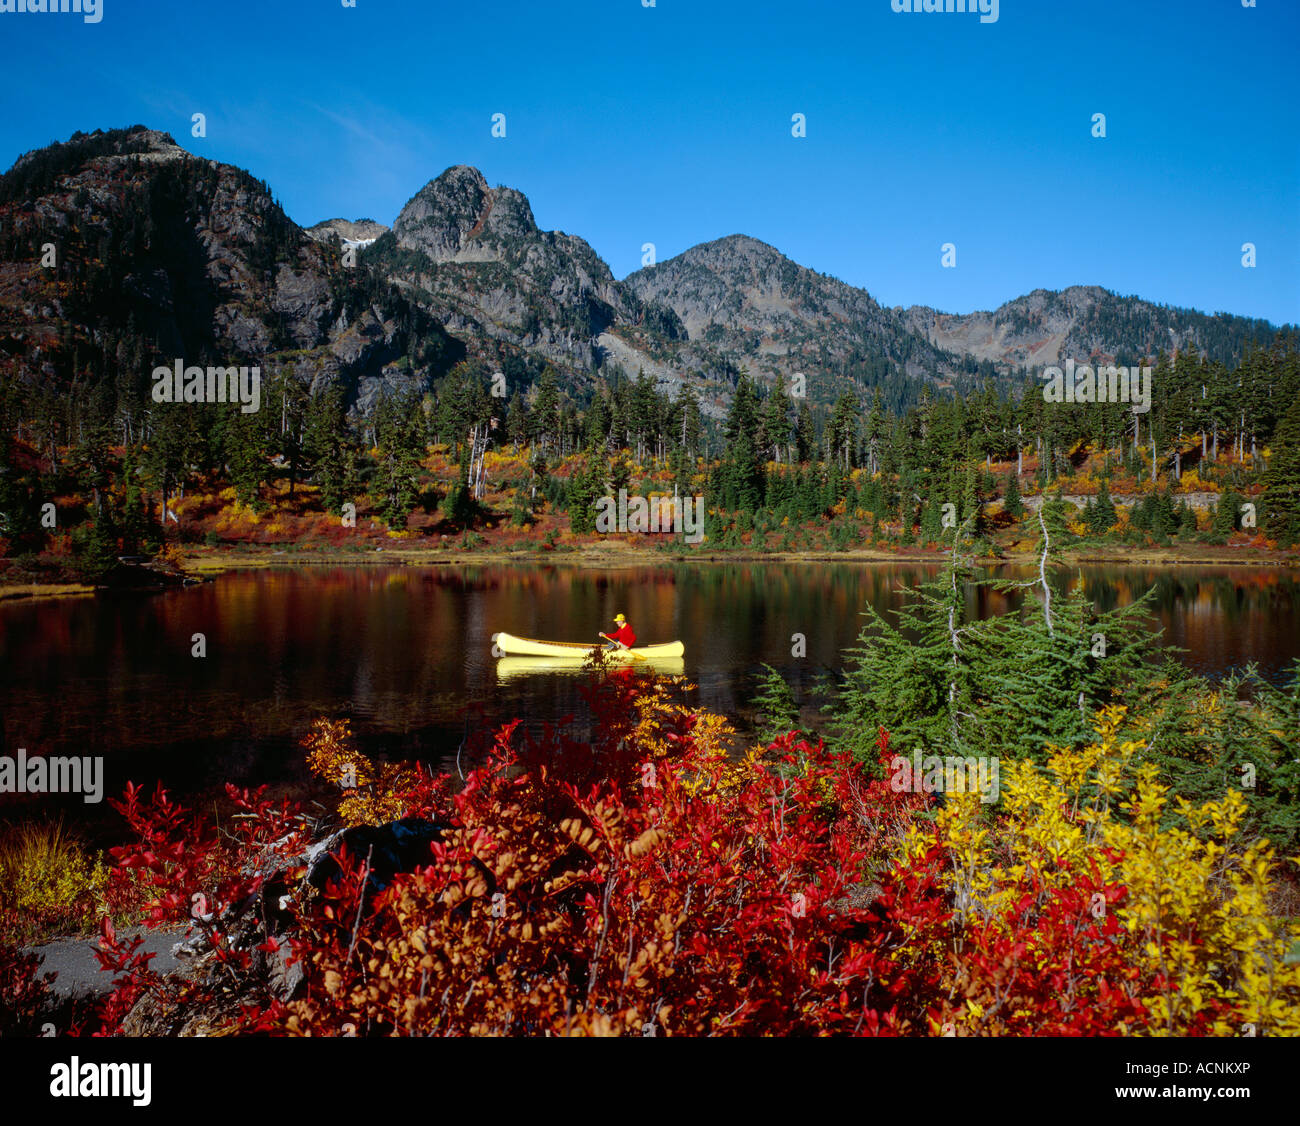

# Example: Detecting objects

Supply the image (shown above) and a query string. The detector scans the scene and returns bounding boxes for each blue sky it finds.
[2,0,1296,324]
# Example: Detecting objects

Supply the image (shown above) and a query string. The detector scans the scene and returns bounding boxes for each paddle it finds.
[599,632,647,661]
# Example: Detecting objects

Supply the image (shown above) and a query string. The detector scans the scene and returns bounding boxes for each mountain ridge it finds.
[0,127,1291,424]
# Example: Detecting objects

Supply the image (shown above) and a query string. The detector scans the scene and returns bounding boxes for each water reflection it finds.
[0,563,1295,817]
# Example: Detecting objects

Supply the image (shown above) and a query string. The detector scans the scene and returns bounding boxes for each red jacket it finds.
[608,623,637,647]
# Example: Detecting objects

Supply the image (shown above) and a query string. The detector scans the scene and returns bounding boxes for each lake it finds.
[1,562,1297,833]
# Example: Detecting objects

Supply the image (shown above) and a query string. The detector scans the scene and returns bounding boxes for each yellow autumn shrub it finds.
[904,705,1300,1033]
[0,819,109,941]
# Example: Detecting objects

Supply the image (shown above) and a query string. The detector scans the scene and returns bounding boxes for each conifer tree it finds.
[1214,489,1244,535]
[762,381,792,463]
[225,408,270,512]
[373,391,426,530]
[506,390,529,452]
[961,463,986,538]
[530,366,562,454]
[566,452,605,534]
[1263,397,1300,544]
[673,385,702,459]
[1003,469,1023,519]
[528,448,548,508]
[1085,480,1118,535]
[918,500,943,545]
[304,386,351,514]
[442,450,478,526]
[826,393,859,469]
[829,523,1178,769]
[722,372,764,511]
[752,664,801,745]
[609,455,632,497]
[794,400,815,463]
[828,547,981,767]
[977,578,1166,762]
[864,390,884,475]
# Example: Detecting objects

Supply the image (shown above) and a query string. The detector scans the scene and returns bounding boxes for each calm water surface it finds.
[1,563,1297,828]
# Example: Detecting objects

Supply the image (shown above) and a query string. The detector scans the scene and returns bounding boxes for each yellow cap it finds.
[614,613,626,622]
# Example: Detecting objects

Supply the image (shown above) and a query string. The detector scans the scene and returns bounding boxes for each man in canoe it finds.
[601,612,637,651]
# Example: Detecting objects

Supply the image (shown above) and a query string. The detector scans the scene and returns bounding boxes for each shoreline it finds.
[0,582,98,602]
[178,542,1300,571]
[1,542,1296,600]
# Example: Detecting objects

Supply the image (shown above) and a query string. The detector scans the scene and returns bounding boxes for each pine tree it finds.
[829,534,1186,771]
[443,451,478,526]
[609,455,632,497]
[1085,480,1117,535]
[1263,397,1300,545]
[225,408,270,512]
[530,366,562,454]
[566,452,605,535]
[826,393,859,469]
[304,386,351,514]
[119,447,160,554]
[528,449,548,508]
[918,501,943,545]
[960,463,986,538]
[1214,489,1243,535]
[722,373,764,512]
[673,385,702,458]
[506,390,529,452]
[864,390,884,475]
[373,391,426,530]
[762,381,792,463]
[794,400,815,463]
[142,402,194,523]
[752,664,801,744]
[828,549,981,766]
[1003,469,1024,519]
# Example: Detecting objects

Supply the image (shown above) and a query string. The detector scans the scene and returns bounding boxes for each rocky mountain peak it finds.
[627,233,844,306]
[393,165,500,261]
[687,233,782,262]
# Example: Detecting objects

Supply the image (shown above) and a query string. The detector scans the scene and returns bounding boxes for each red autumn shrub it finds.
[0,939,56,1036]
[237,674,953,1036]
[106,782,308,927]
[85,782,313,1035]
[928,868,1151,1036]
[15,668,1285,1038]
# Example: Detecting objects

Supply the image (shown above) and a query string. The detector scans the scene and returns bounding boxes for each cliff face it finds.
[0,127,457,416]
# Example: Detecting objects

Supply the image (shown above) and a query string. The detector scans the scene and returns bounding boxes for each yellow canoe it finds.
[492,631,685,659]
[496,655,685,681]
